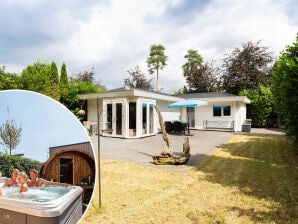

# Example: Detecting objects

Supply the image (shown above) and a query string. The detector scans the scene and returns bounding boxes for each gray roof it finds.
[79,87,183,101]
[177,92,236,98]
[105,87,175,97]
[80,89,250,103]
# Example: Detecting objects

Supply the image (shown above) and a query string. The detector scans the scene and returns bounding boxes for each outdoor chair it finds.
[173,121,186,134]
[165,121,173,133]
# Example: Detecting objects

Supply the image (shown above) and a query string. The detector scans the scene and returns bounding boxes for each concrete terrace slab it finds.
[90,128,285,174]
[91,130,235,174]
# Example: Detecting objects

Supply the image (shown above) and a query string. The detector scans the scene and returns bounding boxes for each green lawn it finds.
[80,134,297,224]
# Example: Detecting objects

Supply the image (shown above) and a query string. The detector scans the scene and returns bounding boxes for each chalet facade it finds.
[79,88,250,138]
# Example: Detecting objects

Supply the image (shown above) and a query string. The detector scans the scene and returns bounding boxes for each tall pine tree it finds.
[59,63,69,104]
[49,62,60,101]
[146,44,168,92]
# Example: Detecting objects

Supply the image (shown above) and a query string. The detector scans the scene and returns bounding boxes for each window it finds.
[129,102,136,136]
[213,105,222,116]
[142,103,147,135]
[223,105,231,116]
[107,104,112,129]
[116,103,122,135]
[213,105,231,117]
[149,104,154,133]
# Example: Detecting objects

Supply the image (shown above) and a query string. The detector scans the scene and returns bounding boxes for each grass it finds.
[80,134,297,224]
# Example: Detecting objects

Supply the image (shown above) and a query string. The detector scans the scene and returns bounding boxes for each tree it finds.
[182,49,203,93]
[63,80,103,116]
[66,69,106,116]
[124,66,153,90]
[222,41,273,95]
[59,63,69,104]
[271,34,298,145]
[73,67,103,87]
[71,68,106,94]
[0,109,22,155]
[49,62,60,101]
[186,63,219,92]
[182,50,220,93]
[182,49,203,77]
[146,44,168,91]
[174,86,188,95]
[0,66,20,90]
[240,85,276,127]
[70,80,104,95]
[20,62,51,95]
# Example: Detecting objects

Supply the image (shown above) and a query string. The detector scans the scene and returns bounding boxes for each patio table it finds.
[166,120,189,135]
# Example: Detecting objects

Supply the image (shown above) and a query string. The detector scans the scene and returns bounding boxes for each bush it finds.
[240,85,276,128]
[272,35,298,145]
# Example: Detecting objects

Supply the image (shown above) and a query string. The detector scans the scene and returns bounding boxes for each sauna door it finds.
[60,158,73,184]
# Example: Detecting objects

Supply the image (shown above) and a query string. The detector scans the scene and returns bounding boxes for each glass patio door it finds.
[116,103,122,135]
[129,102,136,137]
[142,103,154,135]
[105,102,123,136]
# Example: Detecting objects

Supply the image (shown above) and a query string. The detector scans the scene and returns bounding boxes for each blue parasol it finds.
[168,99,208,108]
[168,99,208,135]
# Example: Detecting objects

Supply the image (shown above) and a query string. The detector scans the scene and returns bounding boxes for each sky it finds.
[0,90,91,162]
[0,0,297,93]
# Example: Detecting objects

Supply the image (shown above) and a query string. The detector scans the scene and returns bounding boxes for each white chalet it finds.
[79,88,250,138]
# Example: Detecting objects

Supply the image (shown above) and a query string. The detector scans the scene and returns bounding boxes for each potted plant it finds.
[245,119,252,124]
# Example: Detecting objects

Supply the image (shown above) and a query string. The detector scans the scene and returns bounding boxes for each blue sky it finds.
[0,90,90,162]
[0,0,297,93]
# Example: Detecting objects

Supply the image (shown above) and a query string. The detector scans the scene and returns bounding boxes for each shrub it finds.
[240,85,276,128]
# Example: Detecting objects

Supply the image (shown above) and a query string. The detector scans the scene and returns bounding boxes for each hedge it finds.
[0,154,42,177]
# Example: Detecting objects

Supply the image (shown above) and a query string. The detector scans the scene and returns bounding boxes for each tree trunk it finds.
[152,137,190,165]
[153,106,191,165]
[154,105,173,156]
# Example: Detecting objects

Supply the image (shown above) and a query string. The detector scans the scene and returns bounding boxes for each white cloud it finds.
[1,0,297,93]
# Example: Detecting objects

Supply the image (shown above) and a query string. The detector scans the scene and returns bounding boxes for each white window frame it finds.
[213,104,232,117]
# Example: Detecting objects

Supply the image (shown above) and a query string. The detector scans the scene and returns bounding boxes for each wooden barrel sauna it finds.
[41,142,95,202]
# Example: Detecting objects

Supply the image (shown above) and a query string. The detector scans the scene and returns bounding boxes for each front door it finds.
[187,107,195,127]
[60,158,73,184]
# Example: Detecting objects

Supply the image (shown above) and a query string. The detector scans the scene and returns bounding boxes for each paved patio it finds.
[90,128,285,174]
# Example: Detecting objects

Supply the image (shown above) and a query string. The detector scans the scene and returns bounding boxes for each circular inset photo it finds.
[0,90,95,224]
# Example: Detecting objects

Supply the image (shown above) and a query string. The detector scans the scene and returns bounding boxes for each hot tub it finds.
[0,186,83,224]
